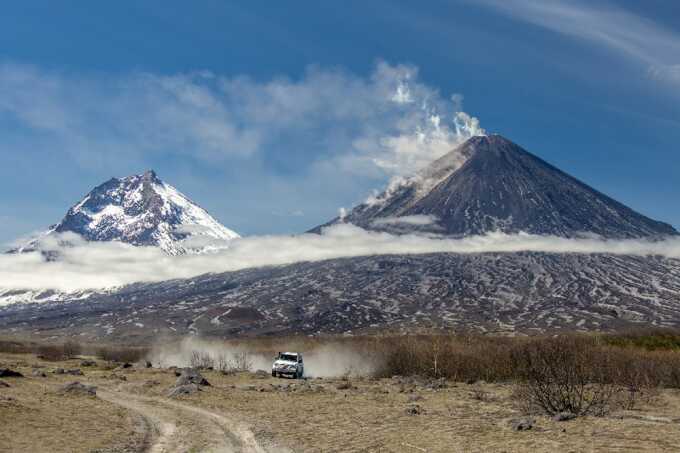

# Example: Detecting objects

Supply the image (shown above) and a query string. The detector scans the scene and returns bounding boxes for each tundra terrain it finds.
[2,349,680,452]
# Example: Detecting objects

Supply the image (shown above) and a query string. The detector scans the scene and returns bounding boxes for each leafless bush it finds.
[511,337,621,416]
[231,351,252,372]
[189,350,215,369]
[215,353,231,373]
[62,341,82,359]
[0,339,33,354]
[36,344,66,361]
[96,346,149,363]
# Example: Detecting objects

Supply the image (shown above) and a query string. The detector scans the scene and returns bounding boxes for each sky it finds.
[1,0,679,246]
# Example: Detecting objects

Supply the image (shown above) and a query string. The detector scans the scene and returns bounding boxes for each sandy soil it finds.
[3,352,680,452]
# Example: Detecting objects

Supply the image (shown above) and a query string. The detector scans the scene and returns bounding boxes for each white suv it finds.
[272,352,304,379]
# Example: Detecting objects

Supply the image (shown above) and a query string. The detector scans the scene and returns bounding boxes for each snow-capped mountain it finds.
[314,135,678,239]
[17,170,239,255]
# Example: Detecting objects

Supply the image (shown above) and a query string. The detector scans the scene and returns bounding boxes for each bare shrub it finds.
[0,339,33,354]
[36,344,65,361]
[189,350,215,370]
[376,334,517,382]
[231,351,252,372]
[215,353,231,373]
[62,341,82,359]
[511,336,620,416]
[96,346,149,363]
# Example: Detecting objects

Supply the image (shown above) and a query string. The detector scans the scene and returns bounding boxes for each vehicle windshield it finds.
[279,354,298,362]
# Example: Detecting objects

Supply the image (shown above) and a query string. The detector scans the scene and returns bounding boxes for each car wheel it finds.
[272,371,276,377]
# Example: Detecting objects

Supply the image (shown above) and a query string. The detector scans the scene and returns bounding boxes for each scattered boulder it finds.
[136,360,152,369]
[53,368,65,374]
[168,384,200,398]
[116,363,133,370]
[80,360,97,367]
[32,369,48,378]
[553,412,577,422]
[108,374,127,381]
[406,404,424,416]
[58,381,97,396]
[0,380,9,388]
[0,368,23,378]
[175,368,210,387]
[65,369,83,376]
[143,380,160,387]
[509,417,535,431]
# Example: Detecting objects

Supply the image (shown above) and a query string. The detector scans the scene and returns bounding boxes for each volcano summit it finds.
[315,135,677,239]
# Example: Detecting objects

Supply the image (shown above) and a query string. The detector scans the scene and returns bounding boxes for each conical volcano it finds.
[315,135,677,238]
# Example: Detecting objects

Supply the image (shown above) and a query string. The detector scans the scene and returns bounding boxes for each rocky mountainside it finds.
[314,135,677,238]
[14,170,239,255]
[2,252,680,342]
[3,136,680,340]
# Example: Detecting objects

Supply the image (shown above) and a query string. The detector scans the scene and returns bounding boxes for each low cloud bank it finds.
[1,225,680,292]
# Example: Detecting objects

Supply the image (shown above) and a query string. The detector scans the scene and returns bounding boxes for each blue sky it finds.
[1,0,679,245]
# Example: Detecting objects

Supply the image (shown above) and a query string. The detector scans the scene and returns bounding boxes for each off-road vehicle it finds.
[272,352,304,378]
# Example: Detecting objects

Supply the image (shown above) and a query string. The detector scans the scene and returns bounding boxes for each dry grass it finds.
[110,363,680,452]
[0,353,144,453]
[3,348,680,452]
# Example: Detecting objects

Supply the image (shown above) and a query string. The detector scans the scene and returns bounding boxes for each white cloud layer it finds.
[1,226,680,293]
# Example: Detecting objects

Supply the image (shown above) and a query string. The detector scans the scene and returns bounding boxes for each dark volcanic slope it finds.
[316,135,677,239]
[2,253,680,342]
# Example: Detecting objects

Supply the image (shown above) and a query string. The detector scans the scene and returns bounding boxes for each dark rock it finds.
[0,368,23,378]
[405,404,424,415]
[168,384,200,398]
[53,368,65,375]
[553,412,577,422]
[175,368,210,387]
[136,360,152,369]
[510,417,535,431]
[58,381,97,396]
[80,360,97,367]
[65,369,83,376]
[0,380,9,388]
[31,369,47,378]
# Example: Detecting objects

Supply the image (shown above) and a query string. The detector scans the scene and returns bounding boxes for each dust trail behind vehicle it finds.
[147,336,380,378]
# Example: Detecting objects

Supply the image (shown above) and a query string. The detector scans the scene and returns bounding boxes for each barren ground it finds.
[2,352,680,452]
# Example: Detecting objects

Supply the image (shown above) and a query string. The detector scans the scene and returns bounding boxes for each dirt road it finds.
[98,389,278,453]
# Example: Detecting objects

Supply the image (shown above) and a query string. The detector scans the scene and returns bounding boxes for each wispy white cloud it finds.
[1,226,680,293]
[477,0,680,91]
[0,61,484,177]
